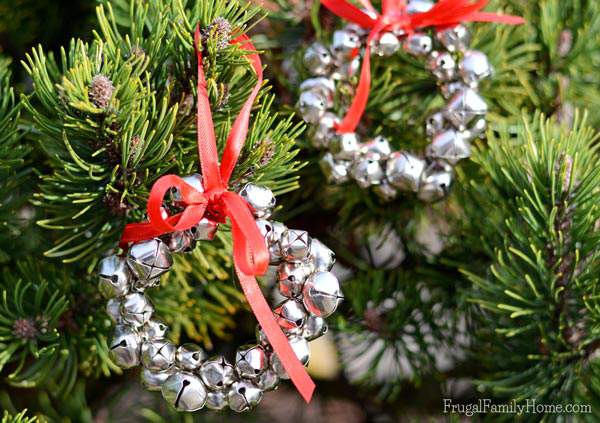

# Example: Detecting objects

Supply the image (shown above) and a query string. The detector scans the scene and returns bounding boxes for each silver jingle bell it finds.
[373,182,399,202]
[303,315,328,341]
[437,24,471,53]
[461,117,487,141]
[426,130,471,164]
[228,380,263,412]
[98,255,131,298]
[351,158,385,188]
[386,152,426,192]
[163,230,195,253]
[109,325,142,369]
[170,173,204,205]
[361,135,392,161]
[239,184,276,219]
[331,29,361,60]
[176,343,207,371]
[459,50,493,86]
[235,344,268,379]
[141,367,174,391]
[320,153,351,184]
[308,238,336,272]
[429,51,457,82]
[187,217,219,241]
[302,271,343,317]
[330,132,361,161]
[121,292,154,327]
[417,165,453,202]
[425,112,446,137]
[404,33,432,56]
[440,81,468,99]
[309,112,340,149]
[332,55,361,80]
[162,372,207,412]
[444,88,488,130]
[303,42,334,76]
[256,369,279,392]
[278,261,311,297]
[274,298,307,332]
[280,229,312,261]
[141,338,176,371]
[199,357,236,390]
[299,78,335,103]
[371,32,401,56]
[106,298,122,323]
[127,238,172,281]
[205,390,229,411]
[270,336,311,379]
[140,318,169,341]
[299,90,328,124]
[406,0,434,14]
[255,219,287,264]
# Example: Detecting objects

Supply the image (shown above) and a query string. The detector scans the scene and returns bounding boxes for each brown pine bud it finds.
[89,75,115,109]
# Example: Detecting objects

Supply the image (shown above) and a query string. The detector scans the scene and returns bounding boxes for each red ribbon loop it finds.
[320,0,525,134]
[119,26,316,402]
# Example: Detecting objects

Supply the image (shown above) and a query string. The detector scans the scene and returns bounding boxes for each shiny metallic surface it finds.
[141,338,176,371]
[176,343,207,370]
[127,239,172,280]
[239,184,276,219]
[308,238,336,272]
[302,271,343,317]
[235,344,268,378]
[427,129,471,164]
[303,42,333,76]
[228,380,263,412]
[280,229,312,261]
[98,255,131,298]
[161,372,207,412]
[109,325,141,369]
[277,261,311,297]
[274,298,307,332]
[199,357,236,390]
[386,152,426,192]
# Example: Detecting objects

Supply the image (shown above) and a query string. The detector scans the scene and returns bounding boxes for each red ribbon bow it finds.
[120,26,316,403]
[320,0,525,134]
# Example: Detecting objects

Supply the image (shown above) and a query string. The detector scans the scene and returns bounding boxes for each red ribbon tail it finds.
[321,0,378,29]
[235,264,316,403]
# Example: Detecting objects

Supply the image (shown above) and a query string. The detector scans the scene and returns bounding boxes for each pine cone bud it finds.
[202,17,232,50]
[13,317,39,340]
[89,75,115,109]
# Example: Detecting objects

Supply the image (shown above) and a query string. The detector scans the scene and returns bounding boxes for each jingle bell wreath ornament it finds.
[98,28,341,412]
[298,0,524,201]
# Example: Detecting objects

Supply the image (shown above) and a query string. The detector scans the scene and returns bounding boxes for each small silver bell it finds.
[162,230,195,253]
[332,56,361,80]
[386,152,426,192]
[109,325,142,368]
[170,173,204,205]
[106,298,122,323]
[459,50,492,86]
[199,357,236,390]
[127,239,172,281]
[141,338,176,371]
[141,368,174,391]
[270,336,311,379]
[121,292,154,327]
[404,33,432,56]
[239,184,276,219]
[98,255,131,298]
[256,369,279,391]
[298,90,328,124]
[228,380,263,412]
[437,25,471,53]
[309,112,340,149]
[320,153,351,184]
[235,344,268,378]
[373,182,399,202]
[428,51,456,81]
[303,315,328,341]
[161,372,207,412]
[255,219,287,263]
[361,136,392,161]
[176,343,207,370]
[205,390,229,411]
[331,29,361,60]
[330,132,361,161]
[425,112,446,137]
[426,130,471,164]
[440,81,468,99]
[406,0,434,14]
[187,217,219,241]
[140,318,169,341]
[418,166,453,202]
[351,158,385,188]
[274,298,307,332]
[371,32,401,56]
[444,88,488,129]
[278,262,311,297]
[280,229,312,261]
[299,78,335,103]
[308,238,336,272]
[302,271,343,317]
[303,42,334,76]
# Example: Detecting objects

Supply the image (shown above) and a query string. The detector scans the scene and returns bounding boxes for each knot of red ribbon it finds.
[321,0,525,134]
[119,26,316,402]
